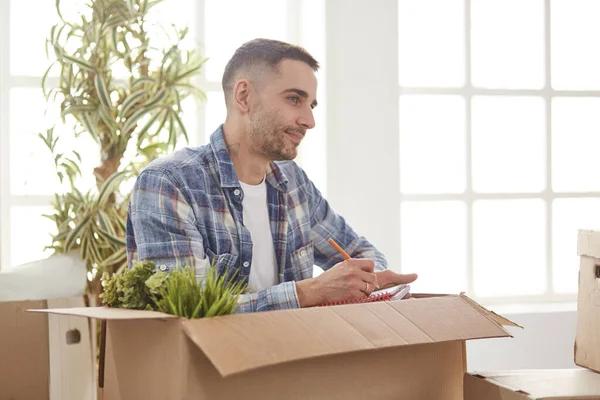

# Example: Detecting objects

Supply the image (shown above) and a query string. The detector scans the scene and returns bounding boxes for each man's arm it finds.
[128,168,302,313]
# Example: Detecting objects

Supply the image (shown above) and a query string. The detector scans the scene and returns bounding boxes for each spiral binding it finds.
[317,292,394,307]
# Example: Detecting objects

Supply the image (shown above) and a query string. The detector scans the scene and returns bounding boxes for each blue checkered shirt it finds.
[126,126,387,313]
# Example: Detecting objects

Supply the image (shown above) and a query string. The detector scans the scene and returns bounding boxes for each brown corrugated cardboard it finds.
[0,297,95,400]
[33,294,516,400]
[464,369,600,399]
[576,230,600,373]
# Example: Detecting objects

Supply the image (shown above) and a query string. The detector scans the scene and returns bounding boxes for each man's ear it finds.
[232,79,251,114]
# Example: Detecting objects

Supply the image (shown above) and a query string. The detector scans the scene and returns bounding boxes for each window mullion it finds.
[0,0,11,271]
[465,0,474,297]
[544,0,554,295]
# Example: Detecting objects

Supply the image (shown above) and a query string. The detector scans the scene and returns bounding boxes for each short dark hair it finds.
[222,38,319,106]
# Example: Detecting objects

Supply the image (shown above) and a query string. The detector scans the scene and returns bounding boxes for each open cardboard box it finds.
[576,230,600,373]
[32,293,519,400]
[464,369,600,399]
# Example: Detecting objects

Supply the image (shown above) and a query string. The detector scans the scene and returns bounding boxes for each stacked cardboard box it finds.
[0,254,95,400]
[0,297,95,400]
[464,229,600,399]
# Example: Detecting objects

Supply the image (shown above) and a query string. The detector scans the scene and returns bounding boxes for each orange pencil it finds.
[327,238,351,260]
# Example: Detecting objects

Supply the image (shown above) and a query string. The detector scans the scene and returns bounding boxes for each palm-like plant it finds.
[40,0,205,298]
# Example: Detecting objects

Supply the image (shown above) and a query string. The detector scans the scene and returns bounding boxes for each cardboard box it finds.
[576,230,600,373]
[0,297,95,400]
[34,294,518,400]
[464,369,600,399]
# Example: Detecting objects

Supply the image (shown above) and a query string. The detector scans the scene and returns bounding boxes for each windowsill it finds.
[481,301,578,315]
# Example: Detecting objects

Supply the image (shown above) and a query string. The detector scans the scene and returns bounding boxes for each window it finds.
[0,0,326,270]
[398,0,600,302]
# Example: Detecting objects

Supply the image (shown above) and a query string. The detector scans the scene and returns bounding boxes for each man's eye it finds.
[288,96,299,104]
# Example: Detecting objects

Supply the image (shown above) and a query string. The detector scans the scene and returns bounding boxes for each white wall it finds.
[467,308,578,371]
[324,0,578,371]
[325,0,401,270]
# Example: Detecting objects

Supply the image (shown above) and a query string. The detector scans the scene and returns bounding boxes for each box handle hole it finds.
[66,329,81,345]
[596,265,600,279]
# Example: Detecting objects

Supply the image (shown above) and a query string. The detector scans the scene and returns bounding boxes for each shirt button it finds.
[233,189,241,196]
[300,250,306,257]
[158,264,169,272]
[243,261,250,268]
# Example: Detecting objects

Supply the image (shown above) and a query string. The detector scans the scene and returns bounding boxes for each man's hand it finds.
[296,259,418,307]
[374,270,418,290]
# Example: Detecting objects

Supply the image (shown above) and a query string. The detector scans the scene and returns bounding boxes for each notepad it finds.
[373,283,411,300]
[316,284,411,307]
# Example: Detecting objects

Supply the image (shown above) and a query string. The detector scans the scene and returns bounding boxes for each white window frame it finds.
[0,0,324,271]
[398,0,600,305]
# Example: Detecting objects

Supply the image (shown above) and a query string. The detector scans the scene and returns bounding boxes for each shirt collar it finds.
[209,125,289,192]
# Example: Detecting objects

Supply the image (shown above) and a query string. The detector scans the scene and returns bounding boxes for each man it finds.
[126,38,417,313]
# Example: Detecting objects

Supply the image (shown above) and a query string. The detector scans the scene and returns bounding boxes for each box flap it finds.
[578,229,600,258]
[182,294,513,377]
[460,294,523,328]
[468,369,600,399]
[29,307,176,320]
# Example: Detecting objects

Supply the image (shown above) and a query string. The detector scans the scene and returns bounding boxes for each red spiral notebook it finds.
[316,284,411,307]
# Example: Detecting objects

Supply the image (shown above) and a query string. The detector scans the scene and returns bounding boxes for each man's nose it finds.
[298,108,315,130]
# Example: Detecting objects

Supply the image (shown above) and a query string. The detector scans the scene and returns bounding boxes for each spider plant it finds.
[39,0,206,299]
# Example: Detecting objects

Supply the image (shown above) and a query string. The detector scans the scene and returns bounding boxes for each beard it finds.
[248,102,305,161]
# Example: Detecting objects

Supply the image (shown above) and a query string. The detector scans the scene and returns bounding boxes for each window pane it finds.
[472,96,545,193]
[551,0,600,90]
[10,206,55,268]
[10,0,62,76]
[400,95,466,194]
[398,0,464,87]
[552,98,600,192]
[9,89,61,195]
[204,0,288,82]
[146,0,196,41]
[10,89,99,196]
[471,0,544,89]
[205,91,227,143]
[473,199,546,297]
[401,201,467,293]
[552,198,600,293]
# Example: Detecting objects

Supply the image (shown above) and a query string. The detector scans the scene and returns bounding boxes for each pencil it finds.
[327,238,351,260]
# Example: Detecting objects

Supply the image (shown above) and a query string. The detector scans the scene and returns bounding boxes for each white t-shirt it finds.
[239,179,278,293]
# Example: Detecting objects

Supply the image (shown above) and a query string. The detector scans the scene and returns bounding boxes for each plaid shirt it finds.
[126,126,387,313]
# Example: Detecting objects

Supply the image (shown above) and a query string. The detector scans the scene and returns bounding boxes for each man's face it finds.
[247,59,318,161]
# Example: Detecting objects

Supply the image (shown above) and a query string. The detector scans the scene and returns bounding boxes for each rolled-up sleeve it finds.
[127,169,211,278]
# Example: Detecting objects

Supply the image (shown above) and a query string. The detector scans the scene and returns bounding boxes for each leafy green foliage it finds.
[40,0,205,285]
[100,260,156,310]
[101,261,247,318]
[153,266,246,318]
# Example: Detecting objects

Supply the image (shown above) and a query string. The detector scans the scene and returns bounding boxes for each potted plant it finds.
[39,0,206,304]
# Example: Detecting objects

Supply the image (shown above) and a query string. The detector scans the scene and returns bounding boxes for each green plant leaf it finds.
[97,170,129,208]
[96,227,126,247]
[64,213,92,252]
[61,104,97,119]
[136,107,165,146]
[94,73,112,108]
[119,89,148,119]
[61,54,95,71]
[99,246,126,268]
[171,109,188,143]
